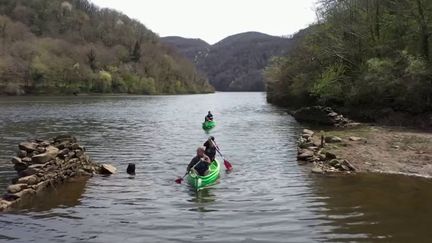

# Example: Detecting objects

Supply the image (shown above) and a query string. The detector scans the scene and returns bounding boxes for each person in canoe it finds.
[187,146,211,176]
[204,111,213,122]
[203,136,217,161]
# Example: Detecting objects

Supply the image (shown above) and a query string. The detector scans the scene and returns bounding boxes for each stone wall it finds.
[0,135,104,212]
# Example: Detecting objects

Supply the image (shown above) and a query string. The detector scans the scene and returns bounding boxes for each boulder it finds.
[17,175,38,185]
[303,129,314,136]
[11,157,22,165]
[318,153,326,161]
[14,188,35,199]
[325,136,342,143]
[297,150,314,160]
[18,142,37,152]
[17,150,27,158]
[18,165,42,177]
[100,164,117,174]
[328,159,340,167]
[341,160,356,171]
[311,166,324,174]
[75,150,84,157]
[31,146,59,164]
[0,200,12,211]
[349,136,363,141]
[34,181,49,194]
[7,184,28,193]
[36,147,46,153]
[13,163,28,172]
[325,152,337,160]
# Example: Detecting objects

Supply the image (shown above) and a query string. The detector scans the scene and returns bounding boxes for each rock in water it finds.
[127,163,136,175]
[297,150,314,160]
[101,164,117,175]
[311,166,324,174]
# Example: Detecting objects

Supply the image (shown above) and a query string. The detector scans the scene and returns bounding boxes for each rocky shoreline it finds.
[297,129,357,174]
[297,126,432,177]
[0,135,116,212]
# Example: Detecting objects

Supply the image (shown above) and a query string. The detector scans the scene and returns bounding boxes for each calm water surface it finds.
[0,93,431,242]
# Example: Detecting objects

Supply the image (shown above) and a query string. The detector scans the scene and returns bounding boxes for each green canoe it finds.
[187,160,220,190]
[202,120,216,130]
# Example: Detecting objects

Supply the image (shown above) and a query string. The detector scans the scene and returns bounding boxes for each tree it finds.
[130,40,141,63]
[87,48,97,72]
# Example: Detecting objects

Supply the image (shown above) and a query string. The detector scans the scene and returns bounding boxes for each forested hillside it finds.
[266,0,432,120]
[162,32,294,91]
[0,0,213,95]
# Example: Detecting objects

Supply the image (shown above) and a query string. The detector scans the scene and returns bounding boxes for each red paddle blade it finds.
[175,177,183,184]
[224,159,233,171]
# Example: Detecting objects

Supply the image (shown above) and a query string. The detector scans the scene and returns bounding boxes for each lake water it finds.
[0,93,432,242]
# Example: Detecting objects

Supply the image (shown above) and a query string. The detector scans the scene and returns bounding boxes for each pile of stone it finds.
[293,106,359,127]
[297,129,356,174]
[0,135,114,212]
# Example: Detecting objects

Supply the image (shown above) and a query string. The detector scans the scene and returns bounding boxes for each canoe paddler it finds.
[187,146,211,176]
[204,111,213,122]
[203,136,217,161]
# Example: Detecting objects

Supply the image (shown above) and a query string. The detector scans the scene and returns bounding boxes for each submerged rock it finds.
[101,164,117,174]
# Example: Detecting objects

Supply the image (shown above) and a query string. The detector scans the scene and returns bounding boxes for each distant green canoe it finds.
[202,120,216,130]
[187,160,220,190]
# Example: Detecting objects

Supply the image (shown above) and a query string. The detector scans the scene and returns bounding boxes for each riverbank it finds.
[0,90,215,97]
[298,125,432,178]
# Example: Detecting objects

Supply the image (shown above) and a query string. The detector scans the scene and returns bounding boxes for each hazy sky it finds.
[90,0,317,44]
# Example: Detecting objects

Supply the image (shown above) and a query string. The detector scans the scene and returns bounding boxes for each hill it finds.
[162,32,294,91]
[0,0,213,95]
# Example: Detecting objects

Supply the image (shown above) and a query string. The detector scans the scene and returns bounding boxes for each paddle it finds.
[175,159,202,184]
[175,173,187,184]
[211,140,233,171]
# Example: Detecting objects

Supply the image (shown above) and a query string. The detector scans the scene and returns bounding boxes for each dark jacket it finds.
[205,113,213,121]
[187,155,209,176]
[203,140,216,161]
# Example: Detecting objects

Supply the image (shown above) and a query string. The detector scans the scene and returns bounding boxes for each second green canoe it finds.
[202,120,216,130]
[187,160,220,190]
